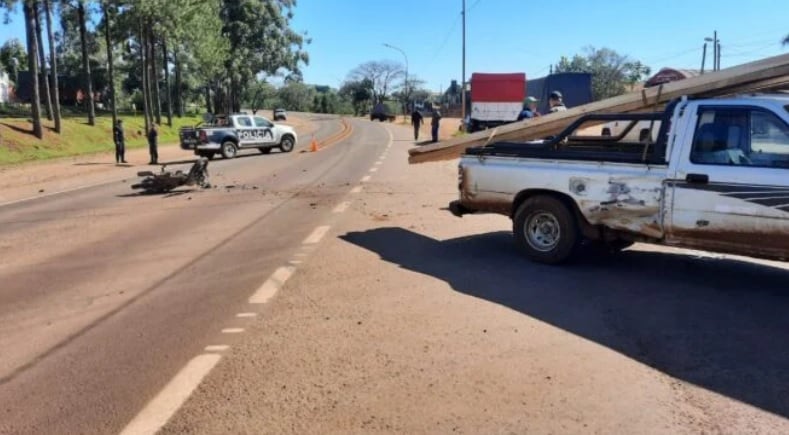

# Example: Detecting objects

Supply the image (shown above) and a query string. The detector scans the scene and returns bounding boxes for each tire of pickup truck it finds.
[279,135,295,153]
[513,196,580,265]
[220,141,237,159]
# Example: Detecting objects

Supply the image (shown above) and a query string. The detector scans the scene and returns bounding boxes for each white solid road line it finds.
[204,345,230,352]
[303,225,331,245]
[361,175,371,182]
[332,201,351,214]
[249,266,295,304]
[236,313,258,318]
[0,178,123,208]
[119,354,222,435]
[351,186,363,194]
[221,328,244,334]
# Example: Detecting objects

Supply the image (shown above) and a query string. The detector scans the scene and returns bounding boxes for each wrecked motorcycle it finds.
[131,157,211,194]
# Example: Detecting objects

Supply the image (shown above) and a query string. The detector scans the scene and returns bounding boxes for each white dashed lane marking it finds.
[119,354,222,435]
[369,168,378,173]
[361,175,371,182]
[303,225,331,245]
[236,313,257,318]
[221,328,244,334]
[333,201,351,213]
[351,186,363,194]
[249,266,296,304]
[204,345,230,352]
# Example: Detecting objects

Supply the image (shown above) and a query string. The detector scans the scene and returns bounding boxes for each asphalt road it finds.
[0,114,383,434]
[2,116,788,434]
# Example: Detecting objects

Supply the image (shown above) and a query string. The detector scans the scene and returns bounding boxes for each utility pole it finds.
[461,0,466,121]
[701,42,707,74]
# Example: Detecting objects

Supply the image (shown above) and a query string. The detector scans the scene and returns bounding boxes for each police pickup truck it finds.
[450,94,789,264]
[179,113,297,159]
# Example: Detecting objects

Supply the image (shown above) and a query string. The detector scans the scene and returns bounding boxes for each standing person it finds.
[518,96,541,120]
[113,119,127,164]
[548,91,567,113]
[147,123,159,165]
[431,106,442,143]
[411,108,423,141]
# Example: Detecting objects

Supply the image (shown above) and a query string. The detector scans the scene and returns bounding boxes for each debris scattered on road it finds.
[38,189,45,193]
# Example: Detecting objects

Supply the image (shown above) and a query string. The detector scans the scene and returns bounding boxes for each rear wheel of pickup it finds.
[221,141,237,159]
[513,196,580,265]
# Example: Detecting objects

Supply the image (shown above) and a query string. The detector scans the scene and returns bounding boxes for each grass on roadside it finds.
[0,114,201,166]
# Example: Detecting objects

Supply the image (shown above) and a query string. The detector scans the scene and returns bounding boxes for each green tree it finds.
[554,47,646,100]
[339,79,372,115]
[23,0,44,138]
[624,61,651,91]
[76,0,96,125]
[219,0,309,114]
[43,0,61,132]
[347,60,403,102]
[244,79,276,114]
[276,81,315,112]
[0,38,27,83]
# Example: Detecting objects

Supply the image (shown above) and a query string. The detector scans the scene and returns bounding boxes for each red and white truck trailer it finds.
[467,72,526,133]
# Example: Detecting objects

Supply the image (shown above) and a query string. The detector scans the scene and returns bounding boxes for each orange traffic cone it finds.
[310,136,319,152]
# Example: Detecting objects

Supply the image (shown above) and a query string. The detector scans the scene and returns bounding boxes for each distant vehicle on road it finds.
[179,113,297,159]
[370,103,396,122]
[273,108,287,121]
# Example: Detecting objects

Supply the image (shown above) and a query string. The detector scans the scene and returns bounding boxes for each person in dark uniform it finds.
[147,124,159,165]
[113,119,127,164]
[411,108,423,141]
[431,106,442,143]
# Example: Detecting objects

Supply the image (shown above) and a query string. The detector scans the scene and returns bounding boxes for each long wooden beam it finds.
[408,53,789,164]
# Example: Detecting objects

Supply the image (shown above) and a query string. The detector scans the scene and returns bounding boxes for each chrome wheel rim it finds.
[525,211,561,252]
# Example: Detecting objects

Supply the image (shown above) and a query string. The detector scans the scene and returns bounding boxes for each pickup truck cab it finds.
[180,113,297,159]
[450,94,789,264]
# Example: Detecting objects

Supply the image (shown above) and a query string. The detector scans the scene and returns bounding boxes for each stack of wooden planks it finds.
[408,53,789,164]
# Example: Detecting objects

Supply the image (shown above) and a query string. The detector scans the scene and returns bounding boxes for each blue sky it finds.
[3,0,788,92]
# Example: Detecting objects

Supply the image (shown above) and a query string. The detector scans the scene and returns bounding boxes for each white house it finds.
[0,71,10,103]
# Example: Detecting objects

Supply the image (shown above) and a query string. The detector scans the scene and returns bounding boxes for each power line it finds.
[467,0,482,13]
[430,14,461,61]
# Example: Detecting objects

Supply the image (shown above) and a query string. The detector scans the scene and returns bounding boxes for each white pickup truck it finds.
[179,113,297,159]
[449,94,789,264]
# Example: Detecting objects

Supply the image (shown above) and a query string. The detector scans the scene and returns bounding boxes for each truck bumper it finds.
[449,200,474,217]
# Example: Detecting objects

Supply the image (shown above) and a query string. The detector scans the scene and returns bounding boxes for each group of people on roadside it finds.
[517,90,567,120]
[112,119,159,165]
[410,106,441,143]
[408,90,567,145]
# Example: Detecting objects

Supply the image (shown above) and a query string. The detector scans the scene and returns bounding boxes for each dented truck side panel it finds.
[460,156,669,238]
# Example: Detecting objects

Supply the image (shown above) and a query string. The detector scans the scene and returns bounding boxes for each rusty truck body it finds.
[449,95,789,264]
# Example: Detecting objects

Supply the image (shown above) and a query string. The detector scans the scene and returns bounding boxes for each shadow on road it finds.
[340,227,789,418]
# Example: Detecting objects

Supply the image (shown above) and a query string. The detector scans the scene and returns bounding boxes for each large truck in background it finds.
[526,72,594,114]
[467,73,526,133]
